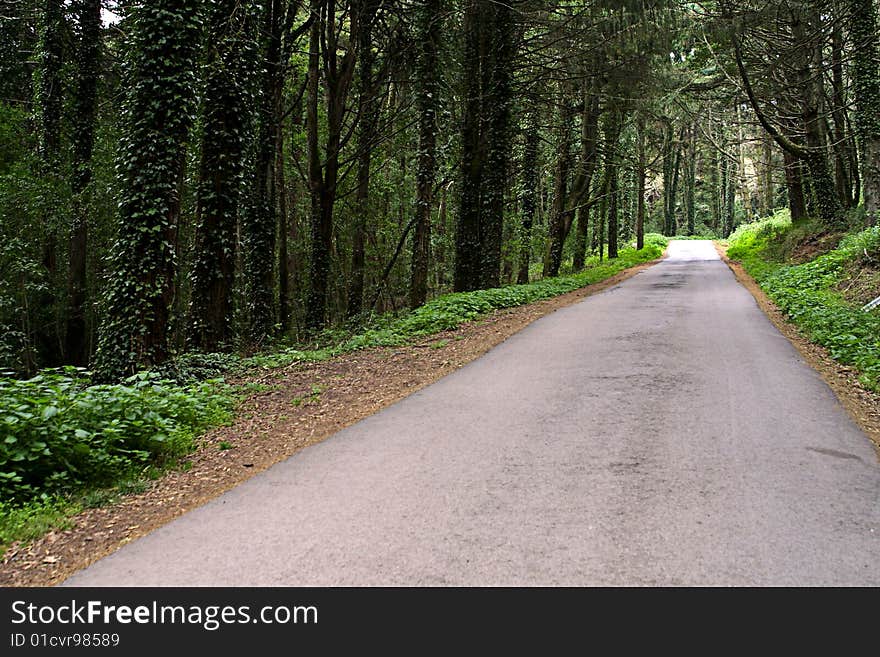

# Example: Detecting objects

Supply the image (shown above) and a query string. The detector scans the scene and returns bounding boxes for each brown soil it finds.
[837,262,880,307]
[789,231,844,263]
[717,243,880,453]
[0,259,659,587]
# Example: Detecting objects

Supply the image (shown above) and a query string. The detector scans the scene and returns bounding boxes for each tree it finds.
[94,0,202,378]
[305,0,357,329]
[242,0,291,340]
[454,0,517,292]
[728,2,844,228]
[189,0,257,352]
[409,0,441,308]
[849,0,880,224]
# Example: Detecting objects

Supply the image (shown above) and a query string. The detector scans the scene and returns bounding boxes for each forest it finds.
[1,0,879,560]
[0,0,873,377]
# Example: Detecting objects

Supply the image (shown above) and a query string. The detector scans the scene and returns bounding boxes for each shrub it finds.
[0,369,234,501]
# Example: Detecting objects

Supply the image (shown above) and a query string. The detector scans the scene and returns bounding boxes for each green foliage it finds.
[93,0,203,378]
[0,102,72,373]
[726,210,792,280]
[0,495,76,551]
[151,351,244,384]
[0,368,235,501]
[728,217,880,390]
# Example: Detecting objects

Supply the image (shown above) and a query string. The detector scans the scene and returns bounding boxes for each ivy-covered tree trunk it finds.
[94,1,201,378]
[794,12,844,228]
[243,0,286,340]
[0,0,37,104]
[65,0,101,365]
[189,0,255,352]
[830,21,856,210]
[348,0,380,317]
[454,0,490,292]
[517,111,540,283]
[409,0,440,308]
[849,0,880,224]
[478,0,514,290]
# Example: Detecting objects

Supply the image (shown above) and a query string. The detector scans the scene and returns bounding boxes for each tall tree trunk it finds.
[348,0,380,317]
[719,141,729,232]
[636,115,646,250]
[454,0,491,292]
[662,123,683,237]
[244,0,287,341]
[189,0,254,352]
[35,0,64,365]
[849,0,880,224]
[572,207,590,270]
[478,0,515,290]
[39,0,63,165]
[830,19,855,209]
[668,126,684,236]
[305,2,325,327]
[544,85,574,278]
[517,111,540,283]
[724,159,737,237]
[409,0,440,308]
[605,113,622,259]
[760,133,774,216]
[662,123,674,236]
[65,0,101,365]
[684,123,696,236]
[94,0,201,378]
[783,150,808,223]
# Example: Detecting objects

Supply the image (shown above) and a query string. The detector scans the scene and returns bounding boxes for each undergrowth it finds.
[728,213,880,391]
[0,369,235,550]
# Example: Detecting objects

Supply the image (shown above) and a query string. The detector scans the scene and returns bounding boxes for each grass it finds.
[0,496,76,550]
[727,212,880,391]
[0,237,666,553]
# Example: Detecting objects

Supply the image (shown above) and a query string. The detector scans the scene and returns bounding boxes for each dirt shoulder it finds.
[716,242,880,452]
[0,259,659,587]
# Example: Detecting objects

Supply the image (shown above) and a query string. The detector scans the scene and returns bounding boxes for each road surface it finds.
[65,241,880,586]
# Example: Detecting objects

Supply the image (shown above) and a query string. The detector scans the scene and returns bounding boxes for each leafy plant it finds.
[0,369,235,501]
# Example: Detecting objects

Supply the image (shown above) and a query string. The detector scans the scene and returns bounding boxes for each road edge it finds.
[715,241,880,453]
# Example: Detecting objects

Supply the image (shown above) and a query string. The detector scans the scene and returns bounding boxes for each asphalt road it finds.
[64,241,880,586]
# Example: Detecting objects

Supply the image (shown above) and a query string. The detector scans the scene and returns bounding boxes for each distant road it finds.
[65,241,880,586]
